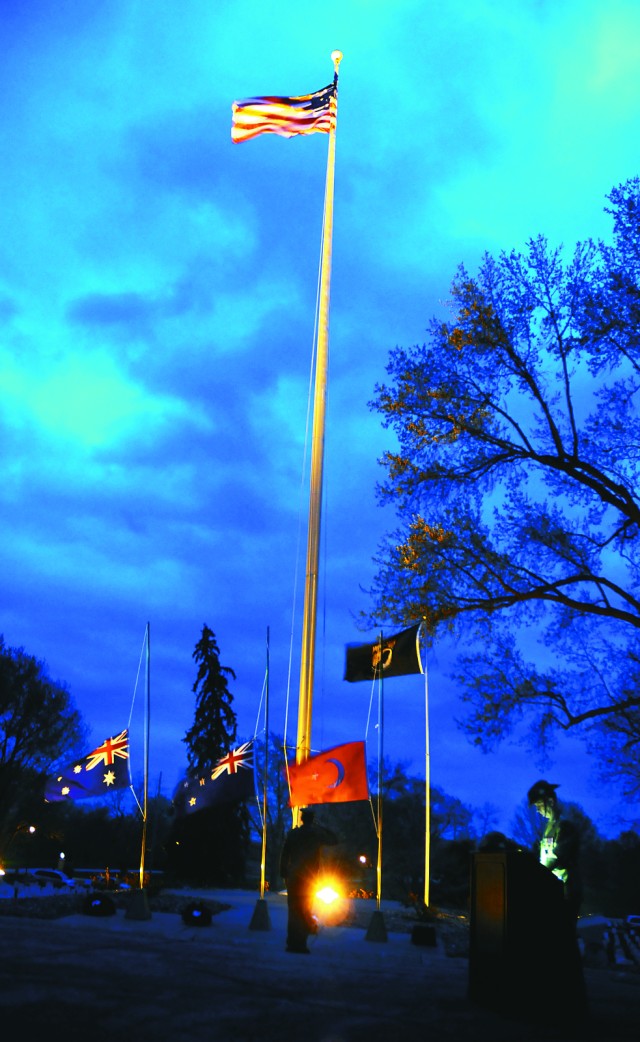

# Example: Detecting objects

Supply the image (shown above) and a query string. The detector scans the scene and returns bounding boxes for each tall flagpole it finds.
[294,49,342,826]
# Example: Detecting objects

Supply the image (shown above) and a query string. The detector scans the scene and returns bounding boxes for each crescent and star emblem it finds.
[325,758,345,789]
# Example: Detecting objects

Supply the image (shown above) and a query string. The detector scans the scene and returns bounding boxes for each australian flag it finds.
[172,740,255,816]
[44,729,131,801]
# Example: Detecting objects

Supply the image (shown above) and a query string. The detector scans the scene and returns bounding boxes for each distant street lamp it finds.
[19,824,37,875]
[6,822,37,854]
[0,823,38,894]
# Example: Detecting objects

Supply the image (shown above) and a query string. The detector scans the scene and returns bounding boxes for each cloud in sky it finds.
[2,0,640,839]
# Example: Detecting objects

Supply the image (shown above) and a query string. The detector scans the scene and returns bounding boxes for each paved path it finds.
[1,889,638,1041]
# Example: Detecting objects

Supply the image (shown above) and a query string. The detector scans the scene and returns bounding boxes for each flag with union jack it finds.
[172,740,255,816]
[231,81,336,143]
[44,729,131,802]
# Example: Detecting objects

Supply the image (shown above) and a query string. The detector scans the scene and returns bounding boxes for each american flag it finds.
[231,82,336,143]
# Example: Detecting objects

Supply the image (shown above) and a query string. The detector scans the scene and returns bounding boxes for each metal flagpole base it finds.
[125,888,152,920]
[249,897,271,931]
[365,909,388,942]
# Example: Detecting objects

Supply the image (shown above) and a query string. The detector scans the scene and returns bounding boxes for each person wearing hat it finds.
[279,807,338,954]
[526,779,588,1020]
[527,779,583,924]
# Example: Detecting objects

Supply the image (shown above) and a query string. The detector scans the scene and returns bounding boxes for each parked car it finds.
[32,869,88,890]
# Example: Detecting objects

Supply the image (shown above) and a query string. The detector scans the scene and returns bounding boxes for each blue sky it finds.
[2,0,640,839]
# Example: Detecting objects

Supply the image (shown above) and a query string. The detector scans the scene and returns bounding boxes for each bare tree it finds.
[368,178,640,797]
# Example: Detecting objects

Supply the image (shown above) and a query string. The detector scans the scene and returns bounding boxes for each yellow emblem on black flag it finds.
[344,624,423,683]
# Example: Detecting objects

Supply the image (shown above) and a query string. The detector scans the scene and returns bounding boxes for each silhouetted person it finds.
[279,807,338,954]
[527,779,583,924]
[527,778,587,1021]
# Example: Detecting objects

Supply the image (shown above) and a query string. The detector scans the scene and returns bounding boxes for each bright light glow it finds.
[316,885,340,905]
[312,876,351,927]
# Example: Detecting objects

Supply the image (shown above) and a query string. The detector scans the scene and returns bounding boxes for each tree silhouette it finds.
[0,636,86,859]
[167,625,250,885]
[368,177,640,796]
[183,624,237,772]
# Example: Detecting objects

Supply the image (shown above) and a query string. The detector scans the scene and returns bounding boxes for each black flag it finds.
[344,624,423,683]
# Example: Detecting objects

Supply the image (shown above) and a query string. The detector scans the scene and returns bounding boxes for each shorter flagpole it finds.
[376,650,383,910]
[365,632,388,942]
[423,647,431,908]
[138,620,150,889]
[126,622,151,920]
[259,626,269,901]
[250,626,272,931]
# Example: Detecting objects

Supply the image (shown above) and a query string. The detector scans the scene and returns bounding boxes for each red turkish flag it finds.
[287,741,369,807]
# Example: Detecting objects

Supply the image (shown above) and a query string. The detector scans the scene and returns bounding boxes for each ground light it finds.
[312,876,350,927]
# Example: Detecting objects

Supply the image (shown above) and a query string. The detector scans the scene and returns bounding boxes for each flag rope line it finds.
[252,667,269,836]
[282,190,323,765]
[127,623,149,818]
[255,627,270,899]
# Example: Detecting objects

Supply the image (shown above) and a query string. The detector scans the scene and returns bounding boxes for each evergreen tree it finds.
[167,625,250,886]
[183,625,237,771]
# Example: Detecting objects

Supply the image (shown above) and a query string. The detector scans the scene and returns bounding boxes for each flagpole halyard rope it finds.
[283,172,325,788]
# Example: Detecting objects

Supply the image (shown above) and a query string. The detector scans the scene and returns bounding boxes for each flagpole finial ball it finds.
[331,50,343,67]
